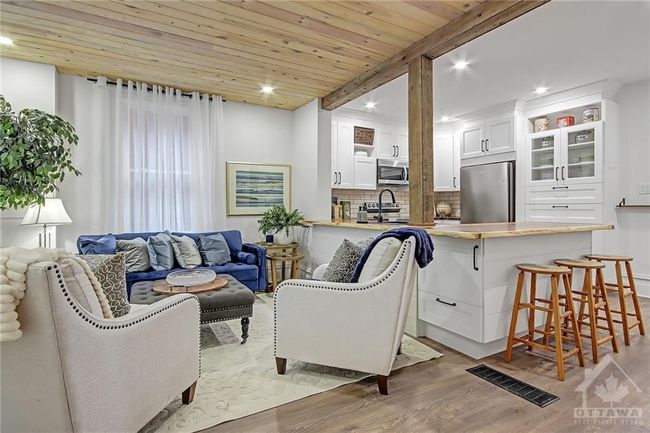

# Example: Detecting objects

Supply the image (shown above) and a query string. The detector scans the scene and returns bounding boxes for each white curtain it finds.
[86,77,223,233]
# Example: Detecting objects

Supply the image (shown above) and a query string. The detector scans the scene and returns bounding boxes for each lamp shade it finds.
[21,198,73,226]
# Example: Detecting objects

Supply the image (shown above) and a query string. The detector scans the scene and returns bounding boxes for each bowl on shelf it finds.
[354,150,368,157]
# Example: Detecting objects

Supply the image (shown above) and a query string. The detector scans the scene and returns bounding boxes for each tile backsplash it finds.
[331,187,461,220]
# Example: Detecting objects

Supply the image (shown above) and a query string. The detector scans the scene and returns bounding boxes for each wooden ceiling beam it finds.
[320,0,549,110]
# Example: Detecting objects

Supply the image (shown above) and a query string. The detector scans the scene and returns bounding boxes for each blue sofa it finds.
[77,230,266,295]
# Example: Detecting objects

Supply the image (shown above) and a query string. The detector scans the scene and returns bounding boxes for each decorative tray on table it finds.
[153,269,227,295]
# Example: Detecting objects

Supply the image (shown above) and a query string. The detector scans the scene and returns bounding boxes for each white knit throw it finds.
[0,247,113,342]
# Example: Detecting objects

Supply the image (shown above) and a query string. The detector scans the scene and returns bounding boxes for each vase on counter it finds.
[436,202,452,218]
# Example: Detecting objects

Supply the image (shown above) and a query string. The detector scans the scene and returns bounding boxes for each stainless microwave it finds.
[377,158,409,185]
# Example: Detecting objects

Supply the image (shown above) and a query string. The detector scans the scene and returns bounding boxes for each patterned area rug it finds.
[140,294,442,433]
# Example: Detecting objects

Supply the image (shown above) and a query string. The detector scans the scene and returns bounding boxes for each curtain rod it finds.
[85,78,226,102]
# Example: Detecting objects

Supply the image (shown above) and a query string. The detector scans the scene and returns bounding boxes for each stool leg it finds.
[527,272,537,350]
[505,271,525,363]
[597,268,618,353]
[563,274,584,367]
[615,262,631,346]
[584,269,599,364]
[551,275,565,381]
[625,261,645,336]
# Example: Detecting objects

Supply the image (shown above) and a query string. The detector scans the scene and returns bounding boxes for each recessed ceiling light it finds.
[261,85,274,94]
[453,60,469,70]
[535,86,548,95]
[441,116,450,122]
[0,36,14,46]
[364,102,376,109]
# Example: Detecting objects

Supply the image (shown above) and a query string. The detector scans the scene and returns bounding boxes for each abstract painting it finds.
[226,162,291,215]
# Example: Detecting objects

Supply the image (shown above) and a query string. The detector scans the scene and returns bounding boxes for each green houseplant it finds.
[0,95,81,210]
[258,206,306,243]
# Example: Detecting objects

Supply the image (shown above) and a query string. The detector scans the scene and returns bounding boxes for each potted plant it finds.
[258,206,306,244]
[0,95,81,210]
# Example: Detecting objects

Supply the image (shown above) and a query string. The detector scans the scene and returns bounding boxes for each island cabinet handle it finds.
[473,245,479,271]
[436,297,457,307]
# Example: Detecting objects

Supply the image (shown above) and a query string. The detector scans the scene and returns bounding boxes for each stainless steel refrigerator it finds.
[460,161,515,224]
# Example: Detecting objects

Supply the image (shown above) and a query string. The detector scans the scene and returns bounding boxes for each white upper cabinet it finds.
[461,114,515,160]
[331,121,354,189]
[353,156,377,190]
[434,134,460,191]
[375,127,396,159]
[395,128,409,161]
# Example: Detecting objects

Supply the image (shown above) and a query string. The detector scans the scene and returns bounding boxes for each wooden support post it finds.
[408,55,435,226]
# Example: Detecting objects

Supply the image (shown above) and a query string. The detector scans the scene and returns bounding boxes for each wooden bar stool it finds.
[585,254,646,345]
[554,259,618,363]
[505,264,584,381]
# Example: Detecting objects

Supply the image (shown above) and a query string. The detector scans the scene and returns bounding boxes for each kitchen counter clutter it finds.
[304,219,613,240]
[306,220,614,358]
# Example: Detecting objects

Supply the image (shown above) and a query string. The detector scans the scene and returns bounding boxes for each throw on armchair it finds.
[1,262,200,433]
[274,236,417,395]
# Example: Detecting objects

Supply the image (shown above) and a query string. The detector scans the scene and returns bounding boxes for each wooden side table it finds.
[254,242,300,291]
[267,252,305,291]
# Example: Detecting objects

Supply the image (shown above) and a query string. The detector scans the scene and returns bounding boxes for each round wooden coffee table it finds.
[152,278,229,295]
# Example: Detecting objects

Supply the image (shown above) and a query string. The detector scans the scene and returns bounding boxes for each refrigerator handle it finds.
[473,245,479,271]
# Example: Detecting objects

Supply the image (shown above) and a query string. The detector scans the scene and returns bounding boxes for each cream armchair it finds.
[1,262,200,433]
[273,237,417,395]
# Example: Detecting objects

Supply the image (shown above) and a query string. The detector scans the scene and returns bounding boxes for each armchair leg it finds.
[276,357,287,374]
[241,317,250,344]
[182,381,197,404]
[377,375,389,395]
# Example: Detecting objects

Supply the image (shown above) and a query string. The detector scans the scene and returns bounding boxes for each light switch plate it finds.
[640,183,650,194]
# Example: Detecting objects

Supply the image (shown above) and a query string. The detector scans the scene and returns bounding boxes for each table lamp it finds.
[20,198,73,248]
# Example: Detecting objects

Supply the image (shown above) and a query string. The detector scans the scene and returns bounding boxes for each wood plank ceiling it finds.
[0,0,484,109]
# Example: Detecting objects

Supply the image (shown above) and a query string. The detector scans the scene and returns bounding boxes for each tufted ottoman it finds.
[130,274,256,343]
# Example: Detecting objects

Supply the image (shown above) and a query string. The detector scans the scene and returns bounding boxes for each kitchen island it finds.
[304,220,613,359]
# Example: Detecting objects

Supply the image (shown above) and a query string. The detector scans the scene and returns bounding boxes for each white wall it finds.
[0,58,57,248]
[610,79,650,296]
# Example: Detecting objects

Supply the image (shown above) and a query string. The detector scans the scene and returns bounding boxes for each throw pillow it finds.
[147,231,175,271]
[78,234,116,254]
[116,238,150,272]
[197,234,231,266]
[358,237,402,283]
[322,238,371,283]
[59,258,105,316]
[169,234,202,269]
[79,254,130,317]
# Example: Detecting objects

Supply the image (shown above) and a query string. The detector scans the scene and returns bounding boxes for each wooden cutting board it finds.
[153,278,228,295]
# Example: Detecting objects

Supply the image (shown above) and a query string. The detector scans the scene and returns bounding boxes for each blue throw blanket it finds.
[350,227,434,283]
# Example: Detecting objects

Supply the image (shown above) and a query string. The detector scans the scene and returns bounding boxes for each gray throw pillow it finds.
[322,238,372,283]
[197,234,232,266]
[79,253,130,317]
[147,231,175,271]
[117,238,150,272]
[169,234,202,269]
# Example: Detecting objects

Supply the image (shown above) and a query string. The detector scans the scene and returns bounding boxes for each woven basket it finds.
[354,126,375,145]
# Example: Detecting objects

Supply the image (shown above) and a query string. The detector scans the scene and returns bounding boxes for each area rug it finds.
[140,294,442,433]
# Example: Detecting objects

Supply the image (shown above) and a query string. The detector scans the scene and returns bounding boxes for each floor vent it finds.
[466,364,559,408]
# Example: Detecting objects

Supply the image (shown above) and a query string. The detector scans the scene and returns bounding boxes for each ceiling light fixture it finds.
[0,36,14,46]
[453,60,469,70]
[441,116,450,122]
[535,86,548,95]
[261,85,274,94]
[364,102,376,109]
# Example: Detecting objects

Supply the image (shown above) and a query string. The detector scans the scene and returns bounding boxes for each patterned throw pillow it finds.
[79,254,130,317]
[322,238,372,283]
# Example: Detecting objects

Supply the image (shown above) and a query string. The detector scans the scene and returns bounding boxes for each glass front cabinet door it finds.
[561,121,603,185]
[527,130,561,186]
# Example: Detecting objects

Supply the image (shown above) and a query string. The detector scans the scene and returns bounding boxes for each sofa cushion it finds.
[147,231,175,271]
[322,238,371,283]
[78,234,116,254]
[169,234,202,269]
[175,230,243,260]
[197,234,231,266]
[79,254,130,317]
[357,237,402,283]
[59,258,104,316]
[116,238,150,272]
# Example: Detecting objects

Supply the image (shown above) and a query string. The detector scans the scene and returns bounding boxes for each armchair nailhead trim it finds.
[48,264,202,377]
[272,240,412,356]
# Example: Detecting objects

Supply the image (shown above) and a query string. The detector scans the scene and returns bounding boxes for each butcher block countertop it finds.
[304,220,614,240]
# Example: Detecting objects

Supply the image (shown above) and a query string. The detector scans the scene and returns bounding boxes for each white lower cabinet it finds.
[419,291,482,342]
[526,183,603,205]
[525,203,603,223]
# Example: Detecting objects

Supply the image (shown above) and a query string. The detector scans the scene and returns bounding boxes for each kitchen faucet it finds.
[377,188,396,223]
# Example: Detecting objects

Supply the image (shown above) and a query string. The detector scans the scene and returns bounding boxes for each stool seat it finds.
[554,259,605,269]
[516,263,571,275]
[584,254,633,262]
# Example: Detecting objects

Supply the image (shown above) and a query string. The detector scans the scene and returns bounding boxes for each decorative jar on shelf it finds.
[557,116,575,128]
[534,117,550,132]
[583,107,600,123]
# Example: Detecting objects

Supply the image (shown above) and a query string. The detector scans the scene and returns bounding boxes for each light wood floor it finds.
[202,298,649,433]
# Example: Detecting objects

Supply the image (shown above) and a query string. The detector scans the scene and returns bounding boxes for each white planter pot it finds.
[274,228,293,245]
